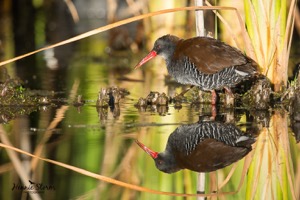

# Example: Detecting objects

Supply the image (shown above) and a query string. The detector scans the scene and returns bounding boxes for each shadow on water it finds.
[0,2,300,200]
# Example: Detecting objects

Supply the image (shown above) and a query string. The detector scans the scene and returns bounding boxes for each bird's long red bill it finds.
[135,139,158,159]
[134,51,157,69]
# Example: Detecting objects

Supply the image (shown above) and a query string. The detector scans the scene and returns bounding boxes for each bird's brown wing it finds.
[175,139,252,172]
[173,37,249,74]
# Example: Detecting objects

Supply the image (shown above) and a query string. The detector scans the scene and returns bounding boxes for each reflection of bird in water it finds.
[135,35,260,104]
[136,121,257,173]
[291,84,300,143]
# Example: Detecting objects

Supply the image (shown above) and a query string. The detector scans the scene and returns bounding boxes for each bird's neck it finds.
[165,58,172,68]
[161,41,178,65]
[161,51,174,63]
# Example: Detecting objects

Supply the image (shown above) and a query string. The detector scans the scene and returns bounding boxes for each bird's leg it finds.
[172,85,194,101]
[178,85,195,96]
[210,90,218,120]
[211,90,217,105]
[211,104,217,120]
[224,87,234,107]
[224,87,234,97]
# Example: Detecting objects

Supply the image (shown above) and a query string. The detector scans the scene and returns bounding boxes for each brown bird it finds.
[136,121,256,173]
[135,35,260,104]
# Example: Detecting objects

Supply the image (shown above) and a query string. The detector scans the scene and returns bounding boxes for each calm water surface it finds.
[0,10,299,200]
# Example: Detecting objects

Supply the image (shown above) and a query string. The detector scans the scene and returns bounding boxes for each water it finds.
[0,5,299,200]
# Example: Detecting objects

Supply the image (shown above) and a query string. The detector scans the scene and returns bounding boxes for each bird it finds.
[136,121,256,173]
[135,35,260,104]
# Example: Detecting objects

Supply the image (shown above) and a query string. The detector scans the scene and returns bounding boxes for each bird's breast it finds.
[167,58,253,90]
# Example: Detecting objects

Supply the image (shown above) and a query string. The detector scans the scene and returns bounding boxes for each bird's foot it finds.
[211,105,217,120]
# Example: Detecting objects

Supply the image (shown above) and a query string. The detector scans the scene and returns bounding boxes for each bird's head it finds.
[134,35,180,69]
[135,139,181,173]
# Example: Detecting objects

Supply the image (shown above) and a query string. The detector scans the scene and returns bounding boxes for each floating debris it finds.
[96,88,109,107]
[0,69,38,106]
[38,97,51,105]
[73,95,85,107]
[111,104,120,118]
[109,87,122,105]
[156,93,169,106]
[135,91,171,114]
[96,106,108,125]
[242,78,271,110]
[109,87,130,98]
[135,91,170,107]
[146,91,159,105]
[157,105,168,116]
[96,86,129,107]
[135,97,147,107]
